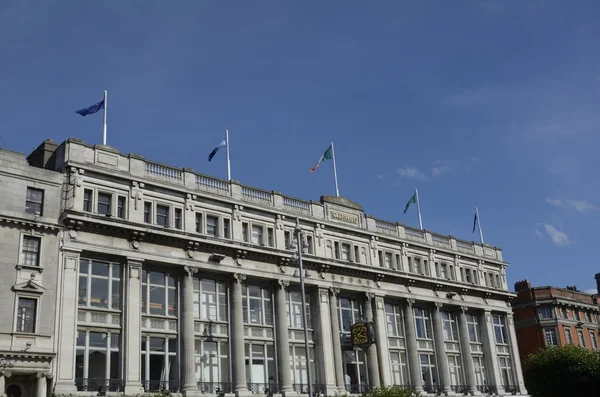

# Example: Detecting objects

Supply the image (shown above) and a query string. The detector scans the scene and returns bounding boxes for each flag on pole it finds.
[403,192,417,214]
[310,145,333,172]
[75,98,104,117]
[472,210,479,233]
[208,140,226,162]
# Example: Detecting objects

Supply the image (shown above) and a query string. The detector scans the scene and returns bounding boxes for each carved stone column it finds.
[480,311,504,395]
[364,293,380,388]
[402,299,422,392]
[54,247,81,394]
[0,371,11,397]
[124,258,145,395]
[329,288,346,391]
[231,274,249,396]
[431,303,451,394]
[506,313,528,395]
[36,372,52,397]
[458,307,477,395]
[314,288,337,395]
[182,266,200,396]
[275,280,293,395]
[373,296,391,386]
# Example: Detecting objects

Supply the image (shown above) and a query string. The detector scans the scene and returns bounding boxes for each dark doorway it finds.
[6,384,22,397]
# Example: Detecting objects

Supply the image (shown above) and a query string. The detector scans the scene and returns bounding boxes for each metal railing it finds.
[450,384,470,395]
[197,382,235,394]
[75,378,125,393]
[422,385,444,395]
[248,382,281,394]
[476,384,497,395]
[292,383,326,395]
[142,380,183,393]
[344,384,373,394]
[503,384,521,395]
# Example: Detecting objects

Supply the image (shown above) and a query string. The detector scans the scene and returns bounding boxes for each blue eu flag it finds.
[75,99,105,117]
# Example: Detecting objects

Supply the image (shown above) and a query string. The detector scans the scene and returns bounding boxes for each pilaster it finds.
[182,266,201,396]
[373,296,392,386]
[506,313,528,395]
[431,302,451,394]
[275,280,293,396]
[314,288,337,396]
[329,288,346,392]
[53,247,81,394]
[364,293,380,388]
[124,258,144,395]
[403,299,422,392]
[458,307,477,395]
[480,311,505,395]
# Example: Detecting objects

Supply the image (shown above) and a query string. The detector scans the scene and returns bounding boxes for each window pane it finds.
[89,332,108,348]
[90,278,109,308]
[150,285,166,315]
[17,298,36,333]
[92,261,109,277]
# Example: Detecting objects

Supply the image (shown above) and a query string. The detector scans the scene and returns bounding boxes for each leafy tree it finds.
[523,345,600,397]
[363,386,421,397]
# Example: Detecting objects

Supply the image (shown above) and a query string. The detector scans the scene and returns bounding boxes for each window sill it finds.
[77,306,122,314]
[16,264,43,273]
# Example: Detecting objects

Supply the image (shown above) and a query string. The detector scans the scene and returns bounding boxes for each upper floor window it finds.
[565,328,573,344]
[117,196,126,219]
[16,297,37,333]
[414,308,432,339]
[207,215,218,237]
[78,259,121,310]
[193,278,227,321]
[492,315,509,345]
[156,205,169,227]
[544,328,558,346]
[561,307,568,319]
[144,202,152,223]
[438,263,448,279]
[21,235,41,266]
[83,189,92,212]
[286,290,312,329]
[339,297,362,333]
[577,329,586,347]
[242,284,272,326]
[97,192,112,216]
[341,243,351,261]
[142,270,177,316]
[174,208,182,229]
[441,311,459,341]
[385,303,404,337]
[466,313,481,343]
[251,225,263,245]
[590,331,598,349]
[25,187,44,215]
[539,305,554,319]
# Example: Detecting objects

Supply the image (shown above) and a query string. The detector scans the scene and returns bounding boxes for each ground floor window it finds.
[473,356,486,387]
[245,342,276,393]
[195,340,229,384]
[389,351,408,385]
[419,353,437,390]
[141,336,178,391]
[343,349,368,392]
[447,354,463,387]
[75,331,120,391]
[498,356,514,388]
[289,345,316,387]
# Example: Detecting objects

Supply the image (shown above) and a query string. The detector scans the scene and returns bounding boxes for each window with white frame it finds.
[16,297,37,333]
[384,252,393,269]
[492,315,509,345]
[414,308,432,339]
[174,208,182,229]
[242,284,273,326]
[144,202,152,223]
[195,213,202,233]
[193,278,227,322]
[544,328,558,346]
[207,215,219,237]
[590,331,598,349]
[339,297,362,333]
[441,311,459,341]
[286,290,312,329]
[141,337,178,387]
[447,355,463,387]
[564,328,573,344]
[498,356,513,388]
[78,259,121,310]
[251,225,263,245]
[195,340,229,384]
[25,187,44,215]
[466,313,481,343]
[438,263,448,279]
[385,303,404,337]
[577,329,586,347]
[83,189,93,212]
[21,235,41,267]
[389,351,408,386]
[289,346,315,386]
[245,342,276,388]
[419,353,437,388]
[142,270,177,316]
[223,218,231,239]
[473,356,486,387]
[539,305,554,319]
[117,196,126,219]
[97,192,112,216]
[75,331,120,384]
[156,205,169,227]
[341,243,351,261]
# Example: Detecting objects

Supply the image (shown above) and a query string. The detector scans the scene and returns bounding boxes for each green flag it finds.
[403,192,416,214]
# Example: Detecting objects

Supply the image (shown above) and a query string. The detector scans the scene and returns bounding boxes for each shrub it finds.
[523,345,600,397]
[363,385,421,397]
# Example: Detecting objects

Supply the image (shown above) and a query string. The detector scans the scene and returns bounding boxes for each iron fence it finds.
[74,378,125,393]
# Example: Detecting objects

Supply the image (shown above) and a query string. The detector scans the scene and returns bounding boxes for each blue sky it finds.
[1,1,599,292]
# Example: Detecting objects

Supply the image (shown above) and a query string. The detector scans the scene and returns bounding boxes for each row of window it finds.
[538,305,599,324]
[544,327,598,349]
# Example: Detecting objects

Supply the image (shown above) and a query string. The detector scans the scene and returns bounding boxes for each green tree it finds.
[362,386,420,397]
[523,345,600,397]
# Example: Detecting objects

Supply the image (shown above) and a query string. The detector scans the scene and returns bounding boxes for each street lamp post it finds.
[291,217,313,397]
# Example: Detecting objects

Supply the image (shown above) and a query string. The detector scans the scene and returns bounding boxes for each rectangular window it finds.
[384,252,393,269]
[251,225,263,245]
[439,263,448,279]
[354,246,360,263]
[307,235,314,254]
[284,231,291,249]
[16,297,37,333]
[473,356,487,387]
[196,213,202,233]
[193,278,227,322]
[78,259,122,310]
[286,290,312,329]
[384,303,403,337]
[97,192,112,216]
[195,340,229,383]
[395,254,402,271]
[577,330,586,347]
[242,285,272,326]
[206,216,218,237]
[338,297,362,333]
[561,307,568,319]
[144,202,152,223]
[242,222,249,242]
[117,196,126,219]
[544,328,558,346]
[267,228,274,247]
[25,187,44,215]
[83,189,92,212]
[465,268,473,284]
[539,305,554,319]
[492,315,509,345]
[142,270,177,316]
[564,328,572,344]
[334,242,340,259]
[156,205,169,227]
[341,244,351,261]
[174,208,182,229]
[441,311,459,341]
[590,331,598,349]
[466,313,480,343]
[76,332,120,384]
[21,235,41,266]
[223,218,230,239]
[414,308,432,339]
[378,250,384,267]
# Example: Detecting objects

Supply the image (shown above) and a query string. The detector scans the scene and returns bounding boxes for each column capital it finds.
[184,265,198,277]
[1,371,11,378]
[460,305,469,313]
[434,302,443,310]
[126,257,144,266]
[365,292,375,301]
[36,372,52,379]
[277,279,290,289]
[233,273,247,283]
[406,298,416,307]
[329,287,340,296]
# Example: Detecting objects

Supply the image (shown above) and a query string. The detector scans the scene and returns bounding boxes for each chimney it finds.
[26,139,58,170]
[514,279,531,292]
[595,273,600,295]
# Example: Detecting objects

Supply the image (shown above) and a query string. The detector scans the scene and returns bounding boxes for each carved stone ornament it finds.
[434,302,443,309]
[460,305,469,313]
[278,279,290,289]
[131,240,141,250]
[184,265,198,277]
[329,287,340,297]
[68,229,78,240]
[1,371,12,378]
[406,298,416,306]
[233,273,247,283]
[365,292,375,301]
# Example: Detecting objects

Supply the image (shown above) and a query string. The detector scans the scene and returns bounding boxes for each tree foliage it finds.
[523,345,600,397]
[364,386,421,397]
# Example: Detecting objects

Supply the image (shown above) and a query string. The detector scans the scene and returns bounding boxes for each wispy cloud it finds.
[584,288,597,295]
[546,198,596,214]
[396,166,428,181]
[431,160,460,177]
[542,224,570,246]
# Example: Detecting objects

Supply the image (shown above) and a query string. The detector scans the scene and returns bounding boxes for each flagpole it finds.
[330,141,340,197]
[225,129,231,181]
[415,188,423,230]
[102,90,108,145]
[475,207,484,244]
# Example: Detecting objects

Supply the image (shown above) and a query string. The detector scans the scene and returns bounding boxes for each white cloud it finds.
[397,166,428,181]
[584,288,597,295]
[543,224,570,246]
[545,198,596,214]
[431,160,459,177]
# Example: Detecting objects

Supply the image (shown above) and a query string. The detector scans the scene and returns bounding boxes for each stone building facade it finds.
[2,138,528,396]
[513,279,600,360]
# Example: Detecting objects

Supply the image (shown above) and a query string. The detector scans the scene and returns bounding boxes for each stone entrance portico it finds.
[0,355,53,397]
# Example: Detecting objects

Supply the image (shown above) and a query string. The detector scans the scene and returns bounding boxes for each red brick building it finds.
[512,278,600,360]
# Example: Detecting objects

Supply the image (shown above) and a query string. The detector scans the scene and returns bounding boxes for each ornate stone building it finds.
[2,138,528,396]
